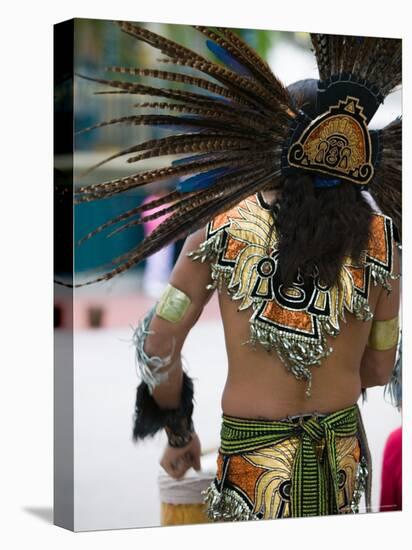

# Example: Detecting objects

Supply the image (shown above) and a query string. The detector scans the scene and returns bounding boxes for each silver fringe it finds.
[132,305,176,394]
[384,332,402,410]
[350,457,369,513]
[202,481,258,522]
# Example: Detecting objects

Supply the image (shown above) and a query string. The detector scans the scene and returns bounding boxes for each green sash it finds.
[220,405,359,517]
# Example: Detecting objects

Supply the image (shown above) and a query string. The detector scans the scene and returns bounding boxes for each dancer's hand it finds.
[160,432,201,480]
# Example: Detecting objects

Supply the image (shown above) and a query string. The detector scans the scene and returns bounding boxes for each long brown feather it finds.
[105,65,251,107]
[74,169,278,286]
[76,132,258,178]
[76,73,240,110]
[114,22,293,117]
[192,26,276,93]
[370,117,402,237]
[216,27,286,93]
[76,153,267,202]
[76,190,185,245]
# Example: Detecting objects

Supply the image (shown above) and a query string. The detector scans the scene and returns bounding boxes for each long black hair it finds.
[273,79,374,288]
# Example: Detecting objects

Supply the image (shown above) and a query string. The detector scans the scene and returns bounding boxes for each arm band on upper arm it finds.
[155,283,191,323]
[368,316,399,351]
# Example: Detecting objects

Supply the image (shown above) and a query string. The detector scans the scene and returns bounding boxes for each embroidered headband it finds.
[281,50,389,186]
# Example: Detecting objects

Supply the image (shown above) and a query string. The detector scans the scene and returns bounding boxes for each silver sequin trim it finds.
[202,481,258,522]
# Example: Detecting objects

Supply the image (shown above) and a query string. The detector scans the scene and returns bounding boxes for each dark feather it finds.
[133,371,194,441]
[370,117,402,238]
[310,33,401,99]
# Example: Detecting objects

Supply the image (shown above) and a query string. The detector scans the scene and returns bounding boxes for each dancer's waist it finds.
[220,404,359,455]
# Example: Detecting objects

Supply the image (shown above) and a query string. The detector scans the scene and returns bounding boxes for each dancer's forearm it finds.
[150,356,184,409]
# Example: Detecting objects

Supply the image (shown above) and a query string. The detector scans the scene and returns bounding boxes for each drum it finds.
[158,451,217,526]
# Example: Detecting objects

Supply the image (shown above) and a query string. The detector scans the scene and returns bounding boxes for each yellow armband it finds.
[156,284,191,323]
[368,316,399,351]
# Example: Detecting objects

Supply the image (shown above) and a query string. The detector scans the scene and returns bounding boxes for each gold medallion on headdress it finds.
[288,96,374,185]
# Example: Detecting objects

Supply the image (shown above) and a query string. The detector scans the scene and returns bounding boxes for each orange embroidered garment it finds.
[189,193,396,396]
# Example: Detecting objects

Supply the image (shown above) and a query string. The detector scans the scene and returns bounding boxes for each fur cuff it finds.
[132,371,194,441]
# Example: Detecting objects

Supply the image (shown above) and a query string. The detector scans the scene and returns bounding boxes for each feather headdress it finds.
[74,23,401,285]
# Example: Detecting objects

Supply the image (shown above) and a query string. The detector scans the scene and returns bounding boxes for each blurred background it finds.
[54,20,402,531]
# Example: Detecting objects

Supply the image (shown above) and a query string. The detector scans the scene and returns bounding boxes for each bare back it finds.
[213,189,400,419]
[219,283,381,419]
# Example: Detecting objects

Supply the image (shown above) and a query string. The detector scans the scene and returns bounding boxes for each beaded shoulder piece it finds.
[188,193,397,396]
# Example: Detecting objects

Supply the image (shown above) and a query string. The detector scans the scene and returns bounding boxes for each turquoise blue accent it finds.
[172,153,213,166]
[206,40,252,77]
[176,167,229,192]
[314,176,342,188]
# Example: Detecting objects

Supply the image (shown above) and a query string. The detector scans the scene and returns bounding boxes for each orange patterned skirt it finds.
[203,409,370,521]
